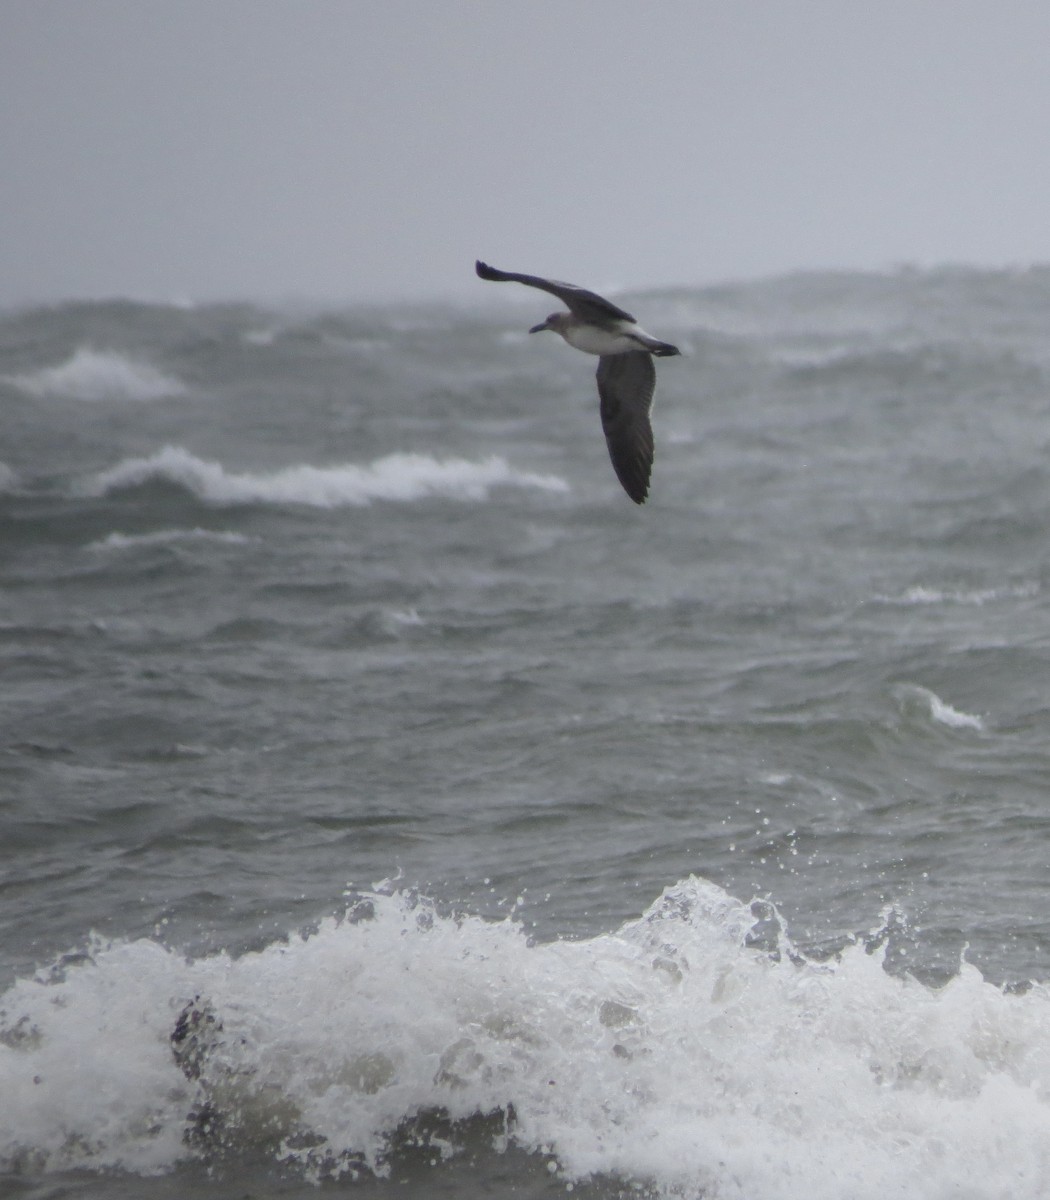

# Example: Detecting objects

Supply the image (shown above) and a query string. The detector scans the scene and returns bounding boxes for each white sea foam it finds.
[927,691,985,730]
[86,528,252,552]
[0,462,17,492]
[383,607,425,630]
[79,445,568,506]
[2,877,1049,1196]
[6,346,186,401]
[895,684,985,731]
[878,582,1039,607]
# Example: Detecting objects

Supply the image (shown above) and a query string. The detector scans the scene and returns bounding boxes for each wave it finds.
[894,683,985,731]
[78,445,568,507]
[85,528,253,552]
[876,582,1040,607]
[2,877,1049,1196]
[776,340,1043,392]
[6,345,186,401]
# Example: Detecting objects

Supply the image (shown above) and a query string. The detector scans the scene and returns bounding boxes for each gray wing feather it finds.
[596,352,655,504]
[476,260,636,324]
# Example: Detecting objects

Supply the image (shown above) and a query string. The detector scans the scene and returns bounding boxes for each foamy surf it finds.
[6,346,186,401]
[2,877,1049,1197]
[78,445,568,507]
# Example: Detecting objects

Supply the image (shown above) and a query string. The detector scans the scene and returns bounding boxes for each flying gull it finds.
[476,260,680,504]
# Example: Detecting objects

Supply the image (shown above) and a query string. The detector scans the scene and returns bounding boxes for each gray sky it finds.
[4,1,1050,306]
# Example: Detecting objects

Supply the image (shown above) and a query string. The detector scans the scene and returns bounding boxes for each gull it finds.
[476,260,680,504]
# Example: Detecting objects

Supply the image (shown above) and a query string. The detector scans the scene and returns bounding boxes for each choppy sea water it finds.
[3,267,1050,1198]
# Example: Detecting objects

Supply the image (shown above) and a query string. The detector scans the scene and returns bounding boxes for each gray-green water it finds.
[4,267,1050,1198]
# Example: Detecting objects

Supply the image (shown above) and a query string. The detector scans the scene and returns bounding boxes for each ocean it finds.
[3,265,1050,1198]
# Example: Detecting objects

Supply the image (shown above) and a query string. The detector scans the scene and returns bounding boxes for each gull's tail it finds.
[631,330,681,357]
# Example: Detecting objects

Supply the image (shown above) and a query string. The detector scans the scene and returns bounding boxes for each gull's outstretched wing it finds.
[596,352,655,504]
[476,260,636,325]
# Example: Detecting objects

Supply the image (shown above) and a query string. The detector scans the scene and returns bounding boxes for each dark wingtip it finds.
[476,260,499,280]
[628,478,649,504]
[618,472,650,504]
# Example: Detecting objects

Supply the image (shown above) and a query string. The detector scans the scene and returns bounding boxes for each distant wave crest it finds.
[877,582,1039,607]
[6,345,186,401]
[86,528,253,552]
[894,683,984,731]
[80,445,568,506]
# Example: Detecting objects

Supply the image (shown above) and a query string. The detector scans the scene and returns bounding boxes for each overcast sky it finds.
[4,1,1050,307]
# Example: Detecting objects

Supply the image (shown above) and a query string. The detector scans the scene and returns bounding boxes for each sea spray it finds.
[3,879,1050,1197]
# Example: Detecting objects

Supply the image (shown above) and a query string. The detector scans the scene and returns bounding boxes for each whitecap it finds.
[895,683,985,731]
[877,582,1039,607]
[3,877,1050,1197]
[926,691,985,730]
[383,607,425,630]
[86,528,252,552]
[6,346,186,401]
[79,445,568,507]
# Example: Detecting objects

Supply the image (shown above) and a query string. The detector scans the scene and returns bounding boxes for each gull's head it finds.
[529,311,569,335]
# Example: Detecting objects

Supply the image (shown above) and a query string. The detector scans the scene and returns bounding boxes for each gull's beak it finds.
[528,319,549,334]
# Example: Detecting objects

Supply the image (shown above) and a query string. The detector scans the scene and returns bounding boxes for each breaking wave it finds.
[877,582,1040,607]
[78,445,568,507]
[85,528,254,552]
[2,878,1049,1197]
[6,346,186,401]
[894,684,985,731]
